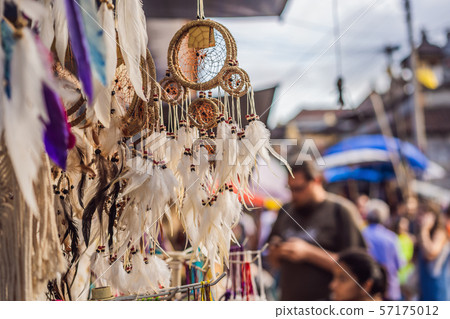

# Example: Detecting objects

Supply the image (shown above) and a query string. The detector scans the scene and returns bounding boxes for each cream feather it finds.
[97,96,122,156]
[176,152,192,186]
[5,28,49,213]
[14,0,46,24]
[53,0,69,66]
[116,0,147,101]
[166,137,183,172]
[92,81,111,128]
[109,260,129,293]
[245,119,293,176]
[148,255,171,288]
[39,0,54,49]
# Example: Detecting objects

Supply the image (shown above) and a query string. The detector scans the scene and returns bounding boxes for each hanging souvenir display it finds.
[0,0,290,300]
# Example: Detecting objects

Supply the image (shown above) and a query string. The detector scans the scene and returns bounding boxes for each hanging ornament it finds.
[188,95,219,130]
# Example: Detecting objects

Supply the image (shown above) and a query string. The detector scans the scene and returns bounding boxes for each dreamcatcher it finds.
[155,0,292,280]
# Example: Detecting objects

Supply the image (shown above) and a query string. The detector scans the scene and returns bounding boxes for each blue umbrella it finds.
[324,166,396,183]
[323,135,443,182]
[324,135,428,171]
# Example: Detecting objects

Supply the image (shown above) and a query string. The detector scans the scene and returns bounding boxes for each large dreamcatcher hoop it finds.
[167,19,237,91]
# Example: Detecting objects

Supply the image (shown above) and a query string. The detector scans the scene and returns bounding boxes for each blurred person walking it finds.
[267,159,366,301]
[417,203,449,301]
[392,215,416,300]
[362,199,403,300]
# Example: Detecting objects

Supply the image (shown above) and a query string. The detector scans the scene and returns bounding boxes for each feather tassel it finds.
[64,0,93,101]
[92,1,116,127]
[78,0,106,86]
[5,28,48,213]
[116,0,147,101]
[53,0,69,66]
[43,84,70,169]
[39,0,54,49]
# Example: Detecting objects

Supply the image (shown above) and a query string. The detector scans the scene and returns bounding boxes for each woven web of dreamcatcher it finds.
[113,64,134,112]
[225,71,244,90]
[178,28,227,84]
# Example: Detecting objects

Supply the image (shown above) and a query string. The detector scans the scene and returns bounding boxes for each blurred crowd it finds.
[238,159,450,301]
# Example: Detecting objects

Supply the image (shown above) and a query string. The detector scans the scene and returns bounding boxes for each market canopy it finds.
[143,0,288,18]
[323,135,446,182]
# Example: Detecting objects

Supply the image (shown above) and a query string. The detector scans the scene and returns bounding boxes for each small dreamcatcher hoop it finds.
[218,66,249,97]
[167,19,237,91]
[188,97,219,130]
[159,75,187,104]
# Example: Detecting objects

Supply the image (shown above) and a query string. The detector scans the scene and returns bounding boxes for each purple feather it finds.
[64,0,93,102]
[43,85,69,170]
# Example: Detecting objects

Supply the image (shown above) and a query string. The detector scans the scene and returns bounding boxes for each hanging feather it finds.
[245,117,293,177]
[53,0,69,66]
[97,0,116,85]
[64,0,93,102]
[81,154,110,246]
[78,0,106,86]
[90,252,109,287]
[60,197,80,264]
[108,260,128,294]
[107,178,120,251]
[166,136,183,173]
[39,0,54,49]
[13,0,46,24]
[116,0,147,101]
[97,95,122,155]
[43,84,69,169]
[5,27,48,213]
[147,255,171,288]
[92,0,116,127]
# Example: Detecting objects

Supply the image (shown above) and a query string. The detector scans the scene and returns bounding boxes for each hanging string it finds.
[333,0,345,107]
[231,95,235,124]
[236,97,242,129]
[197,0,205,19]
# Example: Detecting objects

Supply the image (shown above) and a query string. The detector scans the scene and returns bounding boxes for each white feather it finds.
[148,255,171,288]
[91,252,109,287]
[109,260,129,293]
[176,126,189,149]
[13,0,46,24]
[53,0,69,66]
[5,28,48,213]
[176,153,192,186]
[92,81,111,128]
[245,119,293,176]
[116,0,147,101]
[166,138,183,172]
[97,96,122,156]
[39,0,54,49]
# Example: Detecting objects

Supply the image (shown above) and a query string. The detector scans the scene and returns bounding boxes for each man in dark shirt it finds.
[268,160,366,300]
